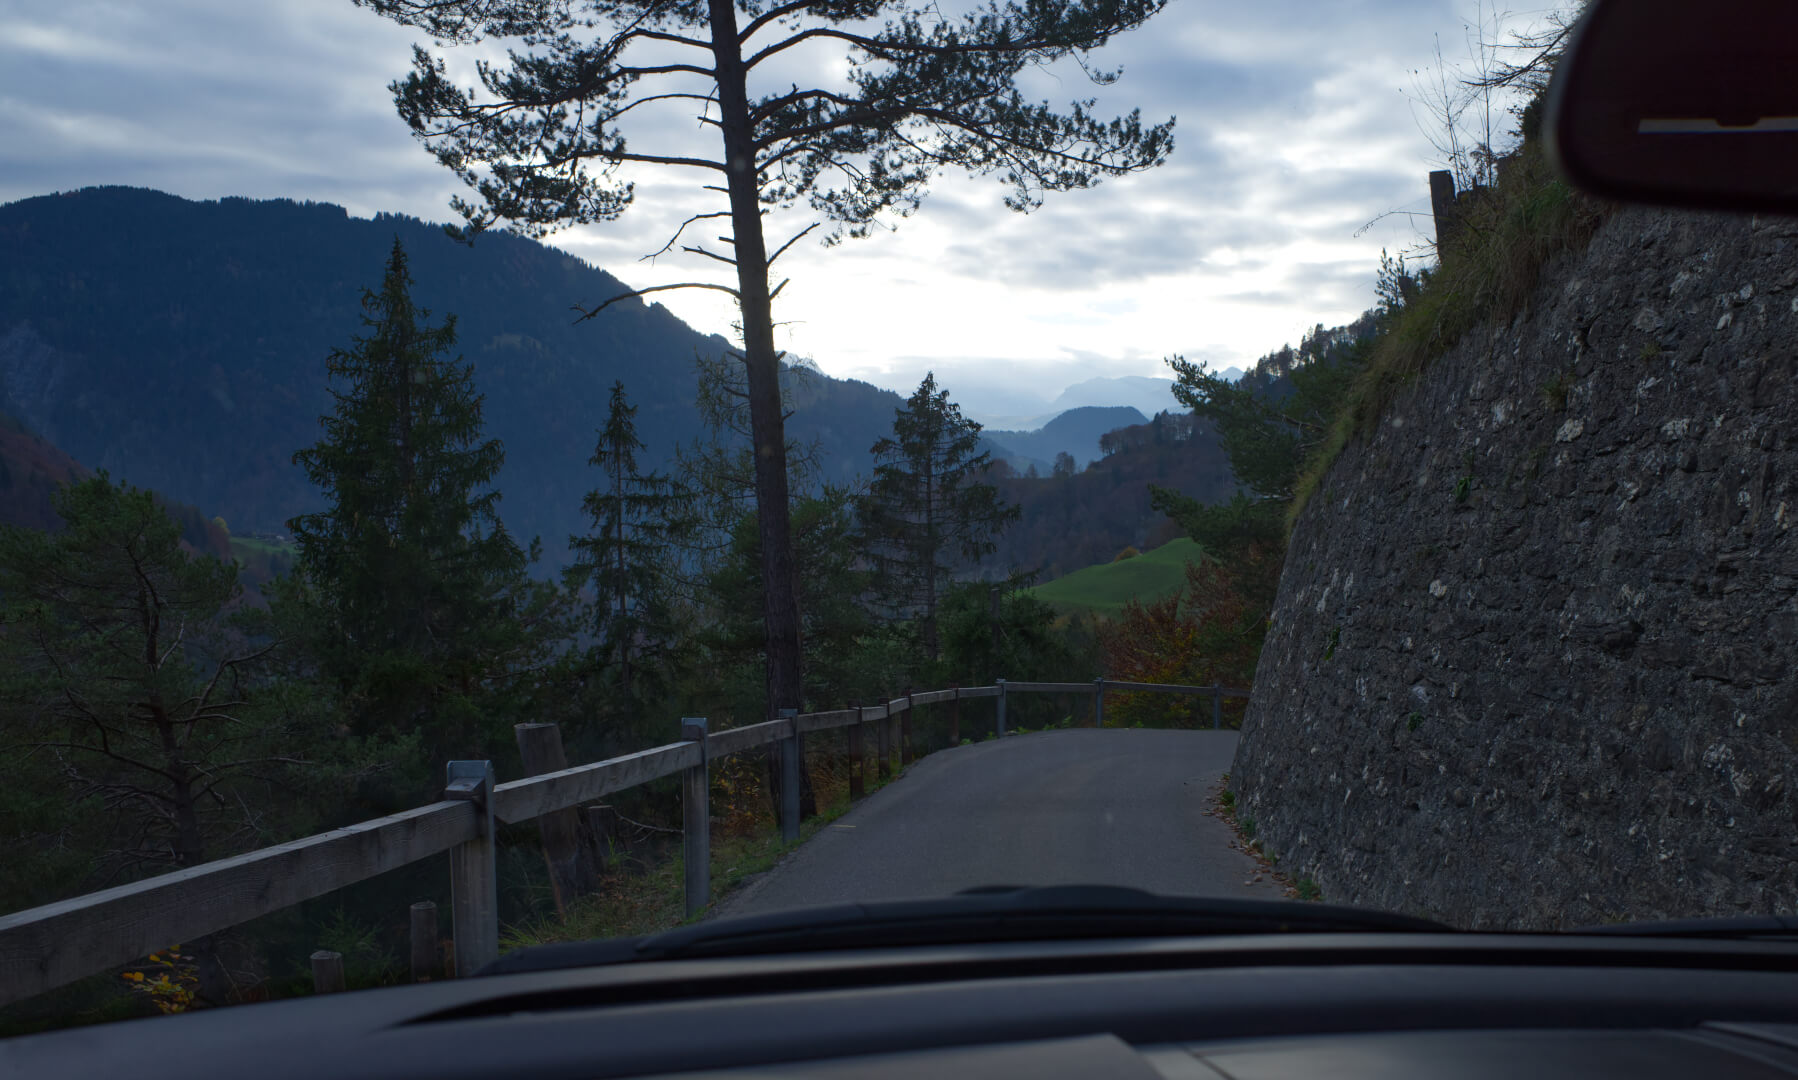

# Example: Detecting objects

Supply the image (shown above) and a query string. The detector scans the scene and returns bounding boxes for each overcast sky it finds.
[0,0,1557,422]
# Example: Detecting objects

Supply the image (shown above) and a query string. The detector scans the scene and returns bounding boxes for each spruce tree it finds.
[567,381,694,718]
[282,239,553,772]
[864,374,1019,660]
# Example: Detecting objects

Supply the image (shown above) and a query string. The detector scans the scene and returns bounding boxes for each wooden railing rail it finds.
[0,678,1247,1007]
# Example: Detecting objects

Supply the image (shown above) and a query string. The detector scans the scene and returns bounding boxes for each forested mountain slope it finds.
[0,187,907,571]
[0,411,230,559]
[987,411,1236,580]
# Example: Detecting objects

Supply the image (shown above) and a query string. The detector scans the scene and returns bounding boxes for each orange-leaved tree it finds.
[1100,554,1268,728]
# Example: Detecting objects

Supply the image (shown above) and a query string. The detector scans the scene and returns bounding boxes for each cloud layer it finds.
[0,0,1541,405]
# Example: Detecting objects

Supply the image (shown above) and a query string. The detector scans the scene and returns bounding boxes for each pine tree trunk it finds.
[710,0,809,819]
[710,1,803,727]
[161,712,232,1005]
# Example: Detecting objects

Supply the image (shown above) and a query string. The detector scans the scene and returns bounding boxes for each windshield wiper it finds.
[481,886,1451,976]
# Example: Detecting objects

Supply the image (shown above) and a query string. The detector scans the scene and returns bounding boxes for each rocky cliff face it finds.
[1232,206,1798,928]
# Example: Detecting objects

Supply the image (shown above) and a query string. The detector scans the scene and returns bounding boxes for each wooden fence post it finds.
[1095,677,1106,728]
[848,699,865,799]
[445,759,497,979]
[777,707,800,844]
[996,678,1007,737]
[950,683,961,746]
[1212,684,1222,730]
[514,723,599,914]
[409,900,439,983]
[876,696,892,782]
[902,688,915,765]
[681,718,710,918]
[310,950,345,995]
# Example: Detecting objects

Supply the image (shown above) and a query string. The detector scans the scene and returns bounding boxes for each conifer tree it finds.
[0,475,324,1001]
[282,239,556,772]
[0,475,299,879]
[567,381,694,713]
[863,373,1018,659]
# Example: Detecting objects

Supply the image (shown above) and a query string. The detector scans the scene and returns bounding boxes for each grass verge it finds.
[501,749,917,950]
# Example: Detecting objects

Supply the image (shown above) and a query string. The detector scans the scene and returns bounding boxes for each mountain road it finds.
[711,728,1283,918]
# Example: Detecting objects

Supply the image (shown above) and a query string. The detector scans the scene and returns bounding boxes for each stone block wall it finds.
[1232,206,1798,928]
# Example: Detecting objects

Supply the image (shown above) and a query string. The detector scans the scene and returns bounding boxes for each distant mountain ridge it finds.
[966,372,1231,432]
[984,405,1149,471]
[1047,375,1181,418]
[0,187,910,572]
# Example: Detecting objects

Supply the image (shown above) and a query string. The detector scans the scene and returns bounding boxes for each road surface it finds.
[713,728,1282,918]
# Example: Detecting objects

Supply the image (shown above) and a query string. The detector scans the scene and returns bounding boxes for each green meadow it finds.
[1028,537,1204,617]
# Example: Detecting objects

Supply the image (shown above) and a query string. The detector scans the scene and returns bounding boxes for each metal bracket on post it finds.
[996,678,1007,738]
[444,760,496,979]
[680,718,710,918]
[1095,677,1105,729]
[776,708,800,844]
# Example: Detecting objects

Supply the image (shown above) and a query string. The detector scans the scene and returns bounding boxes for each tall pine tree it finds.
[863,374,1018,660]
[281,239,556,777]
[566,382,693,723]
[358,0,1174,734]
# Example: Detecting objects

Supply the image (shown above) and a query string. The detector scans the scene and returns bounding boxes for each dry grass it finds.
[1289,142,1609,526]
[500,743,887,950]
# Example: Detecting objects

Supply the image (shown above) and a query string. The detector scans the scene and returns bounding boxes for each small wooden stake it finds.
[409,901,439,983]
[310,950,345,995]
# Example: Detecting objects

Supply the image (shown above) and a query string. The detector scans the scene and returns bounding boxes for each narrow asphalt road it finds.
[712,728,1282,919]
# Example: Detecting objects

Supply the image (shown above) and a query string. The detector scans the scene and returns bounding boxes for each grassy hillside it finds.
[229,535,296,589]
[1029,537,1204,616]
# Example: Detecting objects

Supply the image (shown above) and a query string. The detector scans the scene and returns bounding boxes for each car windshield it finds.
[1,0,1786,1035]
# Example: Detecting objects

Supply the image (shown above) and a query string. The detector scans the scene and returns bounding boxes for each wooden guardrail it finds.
[0,679,1249,1007]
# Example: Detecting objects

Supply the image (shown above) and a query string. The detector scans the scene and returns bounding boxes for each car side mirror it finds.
[1545,0,1798,213]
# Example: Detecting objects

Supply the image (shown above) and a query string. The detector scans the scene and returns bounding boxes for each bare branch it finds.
[572,282,740,323]
[767,222,820,267]
[640,210,732,262]
[680,244,740,268]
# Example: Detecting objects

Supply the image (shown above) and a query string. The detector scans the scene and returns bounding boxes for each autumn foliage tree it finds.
[1100,556,1266,727]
